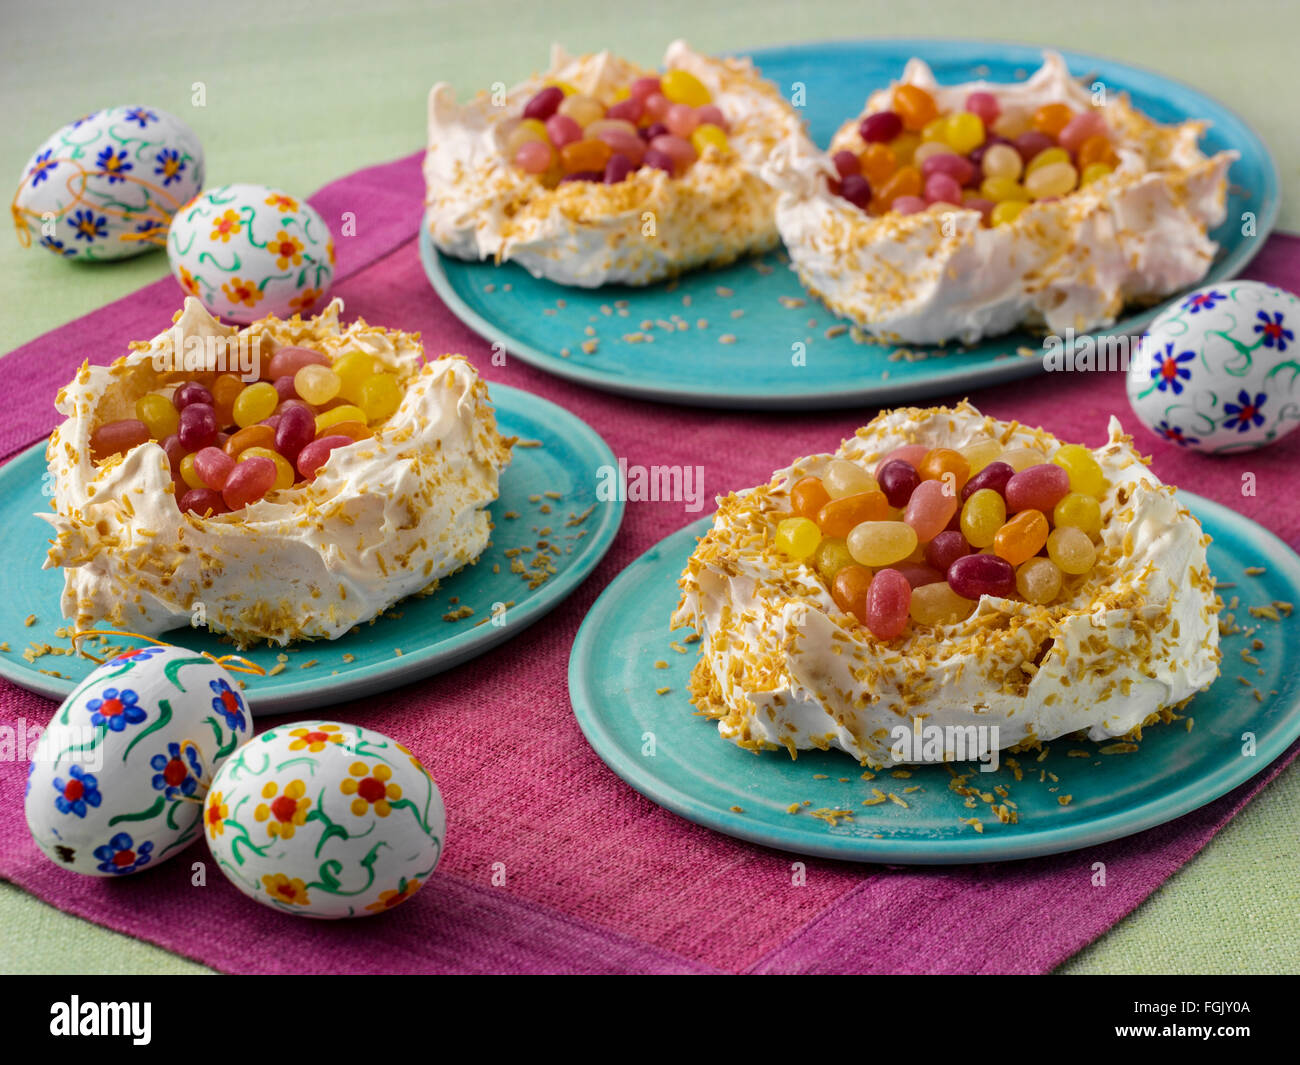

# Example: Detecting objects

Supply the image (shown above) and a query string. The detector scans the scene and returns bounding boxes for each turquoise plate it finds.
[569,493,1300,863]
[422,39,1278,409]
[0,384,622,716]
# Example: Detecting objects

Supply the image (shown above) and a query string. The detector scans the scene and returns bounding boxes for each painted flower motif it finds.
[365,877,424,913]
[288,724,344,753]
[1182,290,1224,314]
[52,764,102,817]
[86,687,145,732]
[26,761,35,798]
[123,107,158,128]
[394,741,427,774]
[93,832,153,875]
[1156,421,1199,447]
[210,209,242,242]
[1254,310,1293,352]
[153,148,186,186]
[1149,343,1195,394]
[150,741,203,800]
[69,209,108,243]
[95,146,133,184]
[262,872,310,906]
[70,111,100,128]
[39,236,77,258]
[326,238,336,266]
[340,761,401,817]
[28,148,57,187]
[268,230,304,269]
[222,277,264,309]
[179,265,201,296]
[209,678,247,731]
[289,287,323,313]
[109,645,167,666]
[1223,390,1267,433]
[265,193,298,212]
[205,791,228,839]
[254,779,311,839]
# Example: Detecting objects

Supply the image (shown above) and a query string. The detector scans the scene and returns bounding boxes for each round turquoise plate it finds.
[569,493,1300,863]
[422,39,1278,409]
[0,384,622,716]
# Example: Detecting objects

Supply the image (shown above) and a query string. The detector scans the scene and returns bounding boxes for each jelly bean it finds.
[178,402,218,450]
[648,134,696,173]
[1058,111,1108,152]
[839,174,872,209]
[876,460,922,508]
[874,445,928,481]
[296,435,353,481]
[980,143,1023,181]
[958,438,1003,476]
[944,111,985,155]
[1005,463,1070,513]
[888,132,921,166]
[847,520,917,567]
[690,124,729,156]
[893,85,937,131]
[813,537,854,581]
[1013,131,1055,164]
[266,346,329,381]
[516,140,555,174]
[1079,162,1114,186]
[179,487,228,517]
[1024,146,1070,177]
[993,509,1049,566]
[892,195,927,215]
[831,564,872,624]
[192,446,235,490]
[964,198,995,225]
[1054,492,1102,538]
[642,148,675,175]
[866,569,911,640]
[224,424,275,457]
[545,114,583,148]
[161,434,185,473]
[859,110,902,143]
[917,447,970,492]
[776,516,821,560]
[1025,161,1078,199]
[557,170,597,185]
[990,200,1028,226]
[172,381,213,411]
[503,117,547,160]
[790,475,831,519]
[980,175,1030,203]
[586,118,639,141]
[832,150,861,178]
[597,129,645,166]
[664,104,699,138]
[232,381,279,429]
[888,563,945,589]
[523,86,564,122]
[359,373,402,422]
[294,364,341,406]
[921,152,975,186]
[316,420,371,443]
[332,351,379,404]
[630,77,661,101]
[1016,557,1062,605]
[910,580,977,624]
[960,460,1015,502]
[641,93,672,124]
[605,97,644,125]
[695,104,729,132]
[924,172,962,206]
[221,455,276,509]
[817,491,890,537]
[274,403,316,464]
[1051,443,1105,497]
[948,553,1015,599]
[998,446,1047,472]
[604,154,635,184]
[924,529,970,574]
[1077,134,1117,170]
[239,446,295,492]
[661,69,710,107]
[823,459,877,499]
[991,113,1031,141]
[178,452,203,489]
[960,488,1007,549]
[1032,103,1074,137]
[1047,526,1096,575]
[912,141,956,167]
[920,117,950,144]
[211,374,245,427]
[136,393,179,440]
[904,479,957,542]
[964,91,1000,126]
[271,375,299,405]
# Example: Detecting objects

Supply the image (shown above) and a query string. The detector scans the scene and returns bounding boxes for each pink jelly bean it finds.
[964,197,996,224]
[514,140,553,174]
[924,530,970,575]
[960,460,1015,502]
[866,568,912,640]
[274,404,316,464]
[193,446,235,490]
[947,555,1014,599]
[177,402,217,451]
[965,92,1000,126]
[839,175,871,209]
[874,444,930,481]
[221,455,276,509]
[1014,131,1056,165]
[605,96,644,125]
[172,382,212,411]
[648,134,697,172]
[892,195,928,215]
[695,105,729,132]
[296,435,352,480]
[885,563,945,589]
[545,114,583,148]
[924,172,963,206]
[604,154,635,184]
[630,77,661,101]
[832,150,860,178]
[272,374,298,403]
[643,92,671,122]
[266,346,329,380]
[904,478,958,542]
[664,104,700,138]
[595,128,645,166]
[522,86,563,121]
[179,487,228,517]
[642,148,675,175]
[1058,111,1109,152]
[921,152,975,186]
[1004,463,1070,513]
[859,110,902,143]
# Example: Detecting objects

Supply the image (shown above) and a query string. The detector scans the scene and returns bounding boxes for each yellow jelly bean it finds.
[1080,162,1114,186]
[958,438,1002,475]
[358,373,402,423]
[944,111,985,155]
[980,175,1030,203]
[136,393,179,440]
[179,452,204,489]
[980,143,1023,182]
[920,116,949,144]
[547,80,579,96]
[661,69,711,107]
[823,459,878,499]
[813,536,854,581]
[690,123,729,155]
[315,405,368,434]
[1053,492,1102,538]
[1024,146,1070,176]
[910,581,977,625]
[232,381,278,428]
[1047,526,1096,575]
[1016,557,1062,605]
[961,488,1007,549]
[294,364,342,406]
[1024,161,1078,199]
[998,446,1047,472]
[334,350,380,404]
[888,132,921,167]
[990,200,1029,226]
[238,446,295,491]
[846,520,918,567]
[776,516,821,560]
[1051,444,1105,497]
[504,118,548,158]
[557,94,604,128]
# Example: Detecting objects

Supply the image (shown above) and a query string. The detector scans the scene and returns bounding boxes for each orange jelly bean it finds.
[876,165,922,206]
[211,374,244,429]
[224,424,276,457]
[317,420,371,442]
[790,476,831,519]
[894,85,938,131]
[559,138,612,173]
[916,448,971,493]
[1033,103,1074,137]
[993,509,1049,567]
[1076,133,1117,169]
[860,142,897,186]
[816,490,890,538]
[831,564,873,625]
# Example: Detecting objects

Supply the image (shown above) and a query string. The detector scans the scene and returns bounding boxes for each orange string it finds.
[68,628,268,677]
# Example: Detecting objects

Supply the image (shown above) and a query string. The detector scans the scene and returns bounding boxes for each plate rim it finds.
[0,382,625,714]
[422,36,1280,410]
[568,491,1300,864]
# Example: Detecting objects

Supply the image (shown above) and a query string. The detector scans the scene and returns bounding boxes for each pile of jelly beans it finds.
[88,346,406,516]
[774,438,1107,641]
[831,83,1118,226]
[506,69,731,187]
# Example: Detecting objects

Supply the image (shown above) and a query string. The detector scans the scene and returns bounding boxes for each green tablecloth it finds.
[2,0,1296,974]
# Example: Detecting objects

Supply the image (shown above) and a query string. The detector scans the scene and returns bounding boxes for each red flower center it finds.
[207,805,221,825]
[113,850,134,867]
[1160,360,1178,379]
[1265,323,1281,338]
[221,690,239,714]
[276,881,295,898]
[99,698,123,718]
[64,780,84,801]
[302,731,328,745]
[358,777,386,803]
[271,795,299,823]
[164,759,188,787]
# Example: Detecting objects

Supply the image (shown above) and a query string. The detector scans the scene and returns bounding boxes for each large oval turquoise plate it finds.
[0,384,622,715]
[569,494,1300,863]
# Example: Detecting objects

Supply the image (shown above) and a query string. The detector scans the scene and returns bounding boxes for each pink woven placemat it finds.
[1,152,1297,975]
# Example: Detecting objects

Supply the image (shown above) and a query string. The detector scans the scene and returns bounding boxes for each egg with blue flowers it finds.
[25,645,252,877]
[14,106,204,261]
[1126,281,1300,453]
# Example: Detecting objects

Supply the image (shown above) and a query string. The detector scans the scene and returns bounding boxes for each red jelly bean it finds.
[296,435,352,480]
[605,96,643,125]
[1005,463,1070,513]
[1014,131,1056,165]
[839,174,872,209]
[161,433,185,473]
[274,403,316,463]
[960,460,1015,502]
[832,150,861,178]
[947,554,1015,599]
[642,148,675,174]
[177,402,218,451]
[522,86,564,122]
[192,446,235,490]
[221,455,276,509]
[604,153,635,184]
[272,375,298,403]
[866,568,911,640]
[172,382,212,411]
[874,444,929,481]
[90,419,150,461]
[266,346,329,381]
[924,530,970,575]
[859,110,902,143]
[630,77,661,101]
[179,487,228,516]
[921,152,975,186]
[876,460,921,508]
[965,91,1000,126]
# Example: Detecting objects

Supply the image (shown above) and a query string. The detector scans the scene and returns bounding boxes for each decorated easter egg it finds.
[1127,282,1300,453]
[14,106,204,261]
[167,183,334,323]
[205,721,444,918]
[25,645,252,877]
